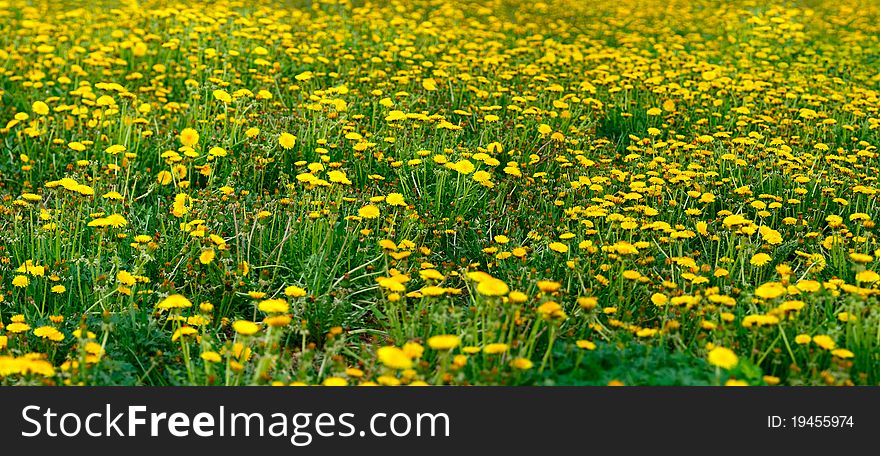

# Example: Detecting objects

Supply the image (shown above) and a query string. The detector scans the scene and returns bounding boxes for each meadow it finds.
[1,0,879,386]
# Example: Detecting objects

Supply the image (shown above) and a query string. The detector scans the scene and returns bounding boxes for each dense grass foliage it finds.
[1,0,879,385]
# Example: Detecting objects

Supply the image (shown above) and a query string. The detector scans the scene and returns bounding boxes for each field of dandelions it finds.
[1,0,879,386]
